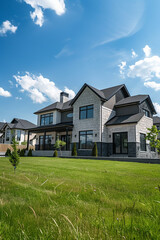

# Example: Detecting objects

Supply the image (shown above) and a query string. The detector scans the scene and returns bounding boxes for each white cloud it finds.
[128,56,160,81]
[0,20,17,36]
[13,72,75,104]
[131,49,138,58]
[15,97,22,100]
[23,0,66,26]
[144,81,160,91]
[0,87,11,97]
[118,61,126,76]
[154,103,160,116]
[143,45,151,57]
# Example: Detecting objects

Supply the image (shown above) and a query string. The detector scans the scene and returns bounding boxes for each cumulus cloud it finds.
[0,87,11,97]
[154,103,160,116]
[143,45,151,57]
[23,0,66,26]
[118,61,126,77]
[131,49,138,58]
[144,81,160,91]
[0,20,17,36]
[13,72,75,104]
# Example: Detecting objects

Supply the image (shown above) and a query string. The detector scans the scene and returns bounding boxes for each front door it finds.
[60,135,71,150]
[113,132,128,154]
[39,136,44,150]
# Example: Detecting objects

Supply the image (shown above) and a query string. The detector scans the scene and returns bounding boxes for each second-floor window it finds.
[79,105,94,119]
[40,113,53,126]
[143,109,150,117]
[140,133,146,151]
[17,130,21,141]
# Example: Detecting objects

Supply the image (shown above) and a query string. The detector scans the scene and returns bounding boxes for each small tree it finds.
[20,149,25,157]
[72,143,77,156]
[92,142,98,157]
[54,138,66,156]
[28,149,33,156]
[53,150,58,157]
[5,148,11,156]
[146,125,160,152]
[9,137,20,173]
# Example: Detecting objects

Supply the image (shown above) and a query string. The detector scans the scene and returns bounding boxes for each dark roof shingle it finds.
[106,113,144,126]
[115,95,148,106]
[6,118,36,130]
[153,116,160,125]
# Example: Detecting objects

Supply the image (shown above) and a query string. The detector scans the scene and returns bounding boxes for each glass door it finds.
[39,136,44,150]
[113,132,128,154]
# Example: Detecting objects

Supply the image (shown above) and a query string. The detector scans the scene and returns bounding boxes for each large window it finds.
[6,129,10,141]
[143,109,150,117]
[40,113,53,126]
[79,105,93,119]
[79,131,93,149]
[39,135,52,150]
[17,130,21,141]
[113,132,128,154]
[140,133,146,151]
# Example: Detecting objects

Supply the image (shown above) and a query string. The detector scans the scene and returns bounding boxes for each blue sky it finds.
[1,0,160,123]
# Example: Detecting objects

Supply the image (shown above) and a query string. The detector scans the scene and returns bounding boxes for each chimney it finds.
[60,92,69,103]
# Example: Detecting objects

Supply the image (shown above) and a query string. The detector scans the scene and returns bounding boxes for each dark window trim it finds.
[142,109,150,117]
[140,133,146,151]
[113,132,128,154]
[40,113,53,126]
[79,130,93,149]
[79,105,94,120]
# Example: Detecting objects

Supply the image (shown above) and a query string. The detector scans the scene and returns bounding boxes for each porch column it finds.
[66,128,68,151]
[43,131,46,150]
[27,131,30,150]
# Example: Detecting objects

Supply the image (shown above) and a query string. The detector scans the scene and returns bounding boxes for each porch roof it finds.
[28,122,73,133]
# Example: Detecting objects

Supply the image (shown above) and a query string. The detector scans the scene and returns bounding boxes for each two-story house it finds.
[2,118,36,145]
[28,83,158,158]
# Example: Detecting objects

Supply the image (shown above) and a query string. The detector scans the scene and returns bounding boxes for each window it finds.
[143,109,150,117]
[67,113,73,118]
[17,130,21,141]
[45,135,52,150]
[79,105,93,119]
[157,126,160,130]
[40,113,53,126]
[79,131,93,149]
[140,133,146,151]
[6,129,10,141]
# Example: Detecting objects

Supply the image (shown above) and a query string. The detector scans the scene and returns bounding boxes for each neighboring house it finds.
[28,83,158,158]
[2,118,36,145]
[153,116,160,140]
[0,122,5,143]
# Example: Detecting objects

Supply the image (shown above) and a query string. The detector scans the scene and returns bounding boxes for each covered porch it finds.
[27,123,73,151]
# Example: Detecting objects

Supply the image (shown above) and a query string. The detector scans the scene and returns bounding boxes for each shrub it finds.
[28,149,32,156]
[21,141,27,145]
[9,138,20,173]
[20,149,25,157]
[72,143,77,156]
[92,142,98,157]
[53,150,58,157]
[17,149,21,155]
[5,148,11,156]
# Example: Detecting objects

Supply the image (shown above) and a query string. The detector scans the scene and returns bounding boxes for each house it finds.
[28,83,158,158]
[2,118,36,145]
[0,122,5,143]
[153,116,160,140]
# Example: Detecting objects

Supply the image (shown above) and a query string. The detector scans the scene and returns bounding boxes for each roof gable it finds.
[70,83,130,106]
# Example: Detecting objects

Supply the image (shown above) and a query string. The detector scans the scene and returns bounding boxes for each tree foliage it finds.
[5,148,11,156]
[28,149,33,156]
[53,150,58,157]
[9,137,20,173]
[54,138,66,150]
[72,143,77,156]
[146,125,160,152]
[92,142,98,157]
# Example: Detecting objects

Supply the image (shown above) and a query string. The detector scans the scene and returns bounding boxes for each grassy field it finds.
[0,157,160,240]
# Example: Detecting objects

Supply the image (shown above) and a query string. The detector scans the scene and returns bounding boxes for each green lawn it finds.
[0,157,160,240]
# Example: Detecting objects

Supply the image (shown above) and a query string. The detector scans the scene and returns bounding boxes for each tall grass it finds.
[0,157,160,239]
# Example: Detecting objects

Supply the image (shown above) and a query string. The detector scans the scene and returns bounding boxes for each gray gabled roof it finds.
[4,118,36,130]
[34,99,72,114]
[106,113,144,126]
[153,116,160,125]
[70,83,130,105]
[0,122,5,131]
[115,95,156,114]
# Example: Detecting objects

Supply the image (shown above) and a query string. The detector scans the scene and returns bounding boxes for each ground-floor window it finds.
[113,132,128,154]
[140,133,146,151]
[39,135,52,150]
[17,130,21,141]
[6,129,10,141]
[79,131,93,149]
